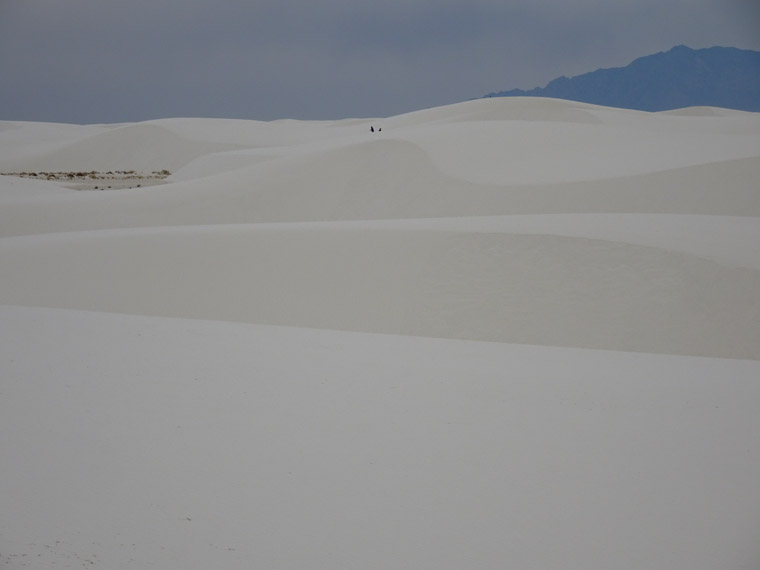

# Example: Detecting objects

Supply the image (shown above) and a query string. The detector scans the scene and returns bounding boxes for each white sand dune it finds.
[1,123,246,173]
[0,120,111,167]
[1,224,759,359]
[3,305,759,570]
[1,97,759,569]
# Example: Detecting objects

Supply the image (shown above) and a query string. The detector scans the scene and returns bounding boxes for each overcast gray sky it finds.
[1,0,758,123]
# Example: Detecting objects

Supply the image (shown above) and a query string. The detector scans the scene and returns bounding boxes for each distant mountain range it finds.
[484,45,760,112]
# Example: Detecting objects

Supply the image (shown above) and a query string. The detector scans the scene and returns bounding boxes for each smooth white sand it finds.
[2,304,759,570]
[1,224,759,359]
[1,97,759,568]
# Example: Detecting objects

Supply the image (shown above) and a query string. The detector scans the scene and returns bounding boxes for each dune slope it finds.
[1,97,759,569]
[1,98,759,357]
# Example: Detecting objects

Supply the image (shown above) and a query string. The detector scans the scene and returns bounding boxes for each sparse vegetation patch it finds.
[1,170,172,190]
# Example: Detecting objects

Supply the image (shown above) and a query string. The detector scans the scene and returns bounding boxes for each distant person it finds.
[370,126,374,133]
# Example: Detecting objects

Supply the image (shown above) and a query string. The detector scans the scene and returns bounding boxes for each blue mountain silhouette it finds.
[485,45,760,112]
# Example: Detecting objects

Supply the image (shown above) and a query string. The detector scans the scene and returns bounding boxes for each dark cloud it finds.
[1,0,758,123]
